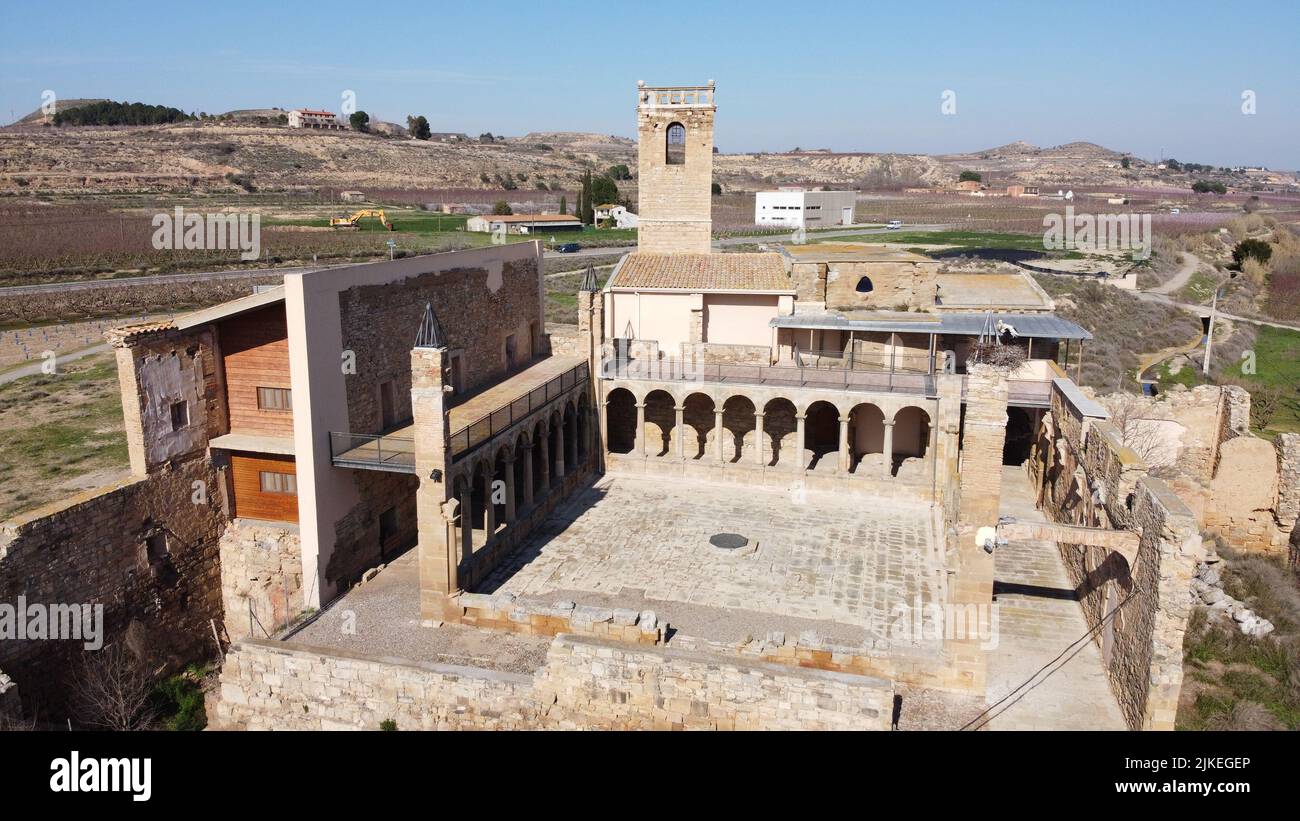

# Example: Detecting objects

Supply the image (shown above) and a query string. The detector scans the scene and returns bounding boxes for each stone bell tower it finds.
[636,80,715,254]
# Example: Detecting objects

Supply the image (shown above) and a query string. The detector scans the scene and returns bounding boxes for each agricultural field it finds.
[0,351,129,520]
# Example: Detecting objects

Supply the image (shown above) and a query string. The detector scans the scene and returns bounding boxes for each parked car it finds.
[887,220,903,230]
[557,243,582,253]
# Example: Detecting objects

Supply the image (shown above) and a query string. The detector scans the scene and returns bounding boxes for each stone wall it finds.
[0,457,226,716]
[679,342,771,365]
[787,260,940,311]
[211,633,894,731]
[219,519,303,640]
[636,97,713,255]
[1028,380,1204,730]
[328,469,419,589]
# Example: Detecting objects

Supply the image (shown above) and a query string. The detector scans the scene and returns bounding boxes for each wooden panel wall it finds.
[230,453,299,523]
[219,305,293,437]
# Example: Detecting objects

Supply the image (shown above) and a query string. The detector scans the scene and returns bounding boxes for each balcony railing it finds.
[448,361,589,459]
[329,430,416,473]
[959,376,1055,408]
[794,347,933,374]
[601,357,935,396]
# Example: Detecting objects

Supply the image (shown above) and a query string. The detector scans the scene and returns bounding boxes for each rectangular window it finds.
[259,470,297,494]
[170,401,189,431]
[379,507,398,544]
[257,386,293,411]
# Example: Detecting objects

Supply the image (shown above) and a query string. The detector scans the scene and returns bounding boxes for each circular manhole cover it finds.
[709,533,749,551]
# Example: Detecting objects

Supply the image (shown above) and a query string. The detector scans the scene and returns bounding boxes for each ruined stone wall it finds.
[219,519,303,641]
[679,342,771,365]
[328,470,419,590]
[211,634,893,731]
[827,262,938,311]
[338,257,543,433]
[0,458,226,716]
[1029,382,1203,730]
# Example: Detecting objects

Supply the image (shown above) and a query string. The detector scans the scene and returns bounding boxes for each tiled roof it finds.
[611,253,792,292]
[105,321,177,347]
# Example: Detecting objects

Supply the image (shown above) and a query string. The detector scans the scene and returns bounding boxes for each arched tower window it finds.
[855,276,874,293]
[666,122,686,165]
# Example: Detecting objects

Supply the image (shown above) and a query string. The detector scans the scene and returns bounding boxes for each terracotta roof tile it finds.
[612,253,791,292]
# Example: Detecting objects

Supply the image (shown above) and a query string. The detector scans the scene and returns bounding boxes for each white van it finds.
[887,220,903,230]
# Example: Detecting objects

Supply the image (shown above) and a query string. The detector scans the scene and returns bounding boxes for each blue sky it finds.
[2,0,1297,168]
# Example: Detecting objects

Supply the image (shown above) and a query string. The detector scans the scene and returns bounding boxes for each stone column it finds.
[714,409,725,463]
[882,420,895,478]
[599,398,609,455]
[459,485,473,562]
[539,430,551,495]
[838,415,851,473]
[635,402,646,457]
[795,412,807,471]
[754,412,766,466]
[411,345,454,621]
[482,469,496,545]
[522,446,534,509]
[503,457,517,524]
[675,405,686,460]
[554,418,566,480]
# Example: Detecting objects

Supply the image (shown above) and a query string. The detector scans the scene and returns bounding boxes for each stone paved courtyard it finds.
[481,473,943,645]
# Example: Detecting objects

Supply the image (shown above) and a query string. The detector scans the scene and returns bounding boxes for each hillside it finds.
[12,98,109,125]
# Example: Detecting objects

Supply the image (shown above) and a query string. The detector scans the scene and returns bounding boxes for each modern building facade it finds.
[754,189,857,228]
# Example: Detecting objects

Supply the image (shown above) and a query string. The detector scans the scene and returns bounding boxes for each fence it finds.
[329,431,416,473]
[448,362,589,459]
[602,357,934,396]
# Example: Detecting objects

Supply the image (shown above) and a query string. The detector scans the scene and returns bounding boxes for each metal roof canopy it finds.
[770,312,1092,340]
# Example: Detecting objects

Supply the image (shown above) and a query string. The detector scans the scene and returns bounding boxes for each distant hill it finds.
[12,98,109,125]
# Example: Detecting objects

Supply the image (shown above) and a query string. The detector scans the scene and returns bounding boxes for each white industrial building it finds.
[754,189,857,228]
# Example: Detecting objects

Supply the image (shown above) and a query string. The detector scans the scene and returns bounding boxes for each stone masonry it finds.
[635,82,715,254]
[211,633,893,731]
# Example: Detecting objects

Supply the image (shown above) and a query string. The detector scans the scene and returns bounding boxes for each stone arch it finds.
[643,389,676,458]
[605,387,636,454]
[512,430,530,510]
[891,406,931,478]
[721,394,756,463]
[467,458,491,549]
[563,402,578,468]
[491,446,511,531]
[576,393,591,463]
[761,397,797,468]
[547,409,563,480]
[531,420,548,492]
[849,402,886,474]
[666,121,686,165]
[681,392,715,460]
[804,400,840,470]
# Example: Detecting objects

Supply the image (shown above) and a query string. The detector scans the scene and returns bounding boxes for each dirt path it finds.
[1150,251,1201,295]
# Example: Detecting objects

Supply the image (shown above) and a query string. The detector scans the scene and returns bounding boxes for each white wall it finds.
[703,293,779,346]
[607,291,695,350]
[755,190,857,228]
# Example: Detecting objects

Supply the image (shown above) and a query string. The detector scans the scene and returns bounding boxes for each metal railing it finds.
[958,376,1055,408]
[329,430,416,473]
[794,347,933,374]
[601,357,934,396]
[448,361,589,459]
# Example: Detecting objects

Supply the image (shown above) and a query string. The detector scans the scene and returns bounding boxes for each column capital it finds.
[883,419,896,427]
[839,415,851,423]
[754,411,766,419]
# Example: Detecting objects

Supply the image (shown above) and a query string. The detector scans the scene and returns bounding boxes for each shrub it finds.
[1233,238,1273,267]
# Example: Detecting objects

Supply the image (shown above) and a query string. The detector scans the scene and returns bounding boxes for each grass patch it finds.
[545,267,612,325]
[815,229,1043,251]
[0,352,129,520]
[152,664,213,731]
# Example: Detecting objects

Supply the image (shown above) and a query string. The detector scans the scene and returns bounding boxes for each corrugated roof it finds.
[174,286,285,330]
[610,252,793,292]
[476,214,582,223]
[771,311,1092,340]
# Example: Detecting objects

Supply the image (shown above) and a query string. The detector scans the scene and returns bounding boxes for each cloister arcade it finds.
[601,381,939,482]
[446,392,595,566]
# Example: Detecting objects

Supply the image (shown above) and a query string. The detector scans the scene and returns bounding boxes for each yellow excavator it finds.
[330,209,394,230]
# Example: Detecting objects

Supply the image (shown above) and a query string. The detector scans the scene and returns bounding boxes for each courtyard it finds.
[479,473,945,648]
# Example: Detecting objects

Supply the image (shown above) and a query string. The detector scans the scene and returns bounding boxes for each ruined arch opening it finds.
[644,389,676,457]
[605,388,636,454]
[682,393,715,459]
[666,122,686,165]
[721,395,756,463]
[804,400,840,469]
[849,403,885,473]
[762,397,797,468]
[1004,406,1037,466]
[892,406,931,478]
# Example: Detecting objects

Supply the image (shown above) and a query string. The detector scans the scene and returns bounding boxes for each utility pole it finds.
[1203,285,1222,376]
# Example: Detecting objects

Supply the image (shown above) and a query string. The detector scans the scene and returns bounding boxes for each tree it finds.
[406,115,430,140]
[1120,156,1131,169]
[492,200,513,216]
[958,170,982,183]
[349,111,370,132]
[559,195,567,215]
[591,175,618,208]
[479,132,495,143]
[1232,238,1273,267]
[1191,179,1226,194]
[711,182,722,196]
[606,164,632,180]
[580,169,595,224]
[72,644,160,731]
